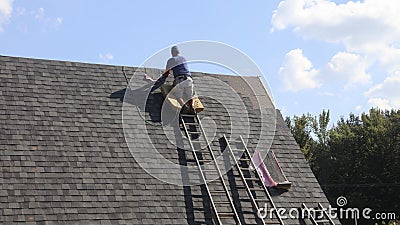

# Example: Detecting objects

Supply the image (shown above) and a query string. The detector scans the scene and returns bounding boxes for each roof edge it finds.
[0,55,261,79]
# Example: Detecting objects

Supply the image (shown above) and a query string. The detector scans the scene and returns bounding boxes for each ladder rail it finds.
[302,203,319,225]
[181,114,242,225]
[302,203,336,225]
[194,114,242,225]
[222,135,266,225]
[180,115,223,225]
[318,203,336,225]
[238,135,285,225]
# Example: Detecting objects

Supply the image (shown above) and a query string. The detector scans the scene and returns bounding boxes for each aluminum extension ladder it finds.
[223,135,285,225]
[301,203,336,225]
[180,113,242,225]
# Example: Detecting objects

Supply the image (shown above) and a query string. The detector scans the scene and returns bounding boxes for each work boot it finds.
[180,104,194,115]
[180,105,188,115]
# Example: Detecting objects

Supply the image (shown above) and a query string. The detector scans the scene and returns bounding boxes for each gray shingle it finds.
[0,55,338,225]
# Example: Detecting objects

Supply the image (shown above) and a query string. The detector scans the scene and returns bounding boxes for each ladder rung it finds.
[193,151,211,154]
[239,167,252,170]
[315,219,330,223]
[181,114,196,117]
[213,201,231,204]
[264,221,282,224]
[198,159,212,163]
[188,131,201,134]
[193,149,209,153]
[249,188,264,191]
[205,178,219,182]
[239,158,251,161]
[245,177,259,181]
[203,176,220,180]
[218,212,234,217]
[209,190,226,193]
[254,198,268,202]
[187,159,211,163]
[184,122,199,126]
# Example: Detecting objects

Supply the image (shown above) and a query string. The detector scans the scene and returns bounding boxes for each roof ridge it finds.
[0,55,260,78]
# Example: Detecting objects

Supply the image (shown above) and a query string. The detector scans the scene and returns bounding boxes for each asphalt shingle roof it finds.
[0,55,339,225]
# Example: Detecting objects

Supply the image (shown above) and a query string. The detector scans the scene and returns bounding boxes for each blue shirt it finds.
[166,56,191,78]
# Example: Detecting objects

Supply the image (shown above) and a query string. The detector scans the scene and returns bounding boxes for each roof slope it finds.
[0,55,339,225]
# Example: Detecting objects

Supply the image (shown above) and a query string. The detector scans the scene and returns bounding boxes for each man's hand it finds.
[162,70,170,77]
[144,74,156,82]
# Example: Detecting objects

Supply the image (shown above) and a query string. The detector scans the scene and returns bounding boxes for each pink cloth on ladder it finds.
[251,150,277,187]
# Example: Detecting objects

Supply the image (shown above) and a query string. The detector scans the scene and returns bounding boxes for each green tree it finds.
[285,113,316,162]
[285,110,331,171]
[286,108,400,225]
[310,110,332,186]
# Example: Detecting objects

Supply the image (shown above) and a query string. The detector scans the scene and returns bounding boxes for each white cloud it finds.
[325,52,371,87]
[355,105,363,111]
[31,7,62,30]
[0,0,13,32]
[272,0,400,70]
[365,72,400,110]
[367,98,392,110]
[33,7,45,20]
[272,0,400,109]
[99,53,114,62]
[279,49,321,92]
[272,0,400,47]
[279,50,371,93]
[55,17,62,25]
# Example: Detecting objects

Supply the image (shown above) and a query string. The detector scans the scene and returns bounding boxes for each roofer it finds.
[163,46,194,111]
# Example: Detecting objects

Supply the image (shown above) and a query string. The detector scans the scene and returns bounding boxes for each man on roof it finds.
[163,46,194,111]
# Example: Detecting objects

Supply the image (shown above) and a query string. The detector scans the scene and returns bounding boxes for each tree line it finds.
[285,108,400,224]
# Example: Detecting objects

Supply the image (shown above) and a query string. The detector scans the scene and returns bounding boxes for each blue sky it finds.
[1,0,400,124]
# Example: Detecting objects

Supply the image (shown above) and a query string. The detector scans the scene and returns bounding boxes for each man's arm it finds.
[148,58,172,92]
[163,58,174,77]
